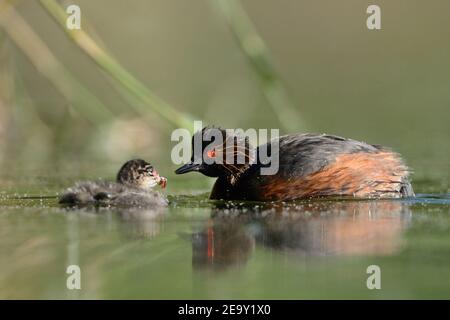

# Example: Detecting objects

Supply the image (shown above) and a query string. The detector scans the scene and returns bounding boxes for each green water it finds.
[0,175,449,299]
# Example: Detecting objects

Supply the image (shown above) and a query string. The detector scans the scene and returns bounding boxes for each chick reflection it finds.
[191,200,411,270]
[117,208,167,240]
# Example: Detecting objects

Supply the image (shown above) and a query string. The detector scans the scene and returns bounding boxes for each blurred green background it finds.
[1,0,450,300]
[0,0,449,192]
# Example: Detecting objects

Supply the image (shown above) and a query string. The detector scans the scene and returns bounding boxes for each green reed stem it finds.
[39,0,194,132]
[212,0,306,132]
[0,2,114,124]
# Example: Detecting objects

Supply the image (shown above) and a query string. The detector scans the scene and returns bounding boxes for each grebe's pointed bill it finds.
[175,162,201,174]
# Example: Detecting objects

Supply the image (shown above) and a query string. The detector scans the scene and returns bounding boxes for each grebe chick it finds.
[59,159,168,207]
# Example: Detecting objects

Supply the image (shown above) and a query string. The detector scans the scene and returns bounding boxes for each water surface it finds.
[0,176,449,299]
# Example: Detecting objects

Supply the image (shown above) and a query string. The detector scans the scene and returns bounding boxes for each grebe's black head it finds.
[175,127,255,178]
[117,159,167,189]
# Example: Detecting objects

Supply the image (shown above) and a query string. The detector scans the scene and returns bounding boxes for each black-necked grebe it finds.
[175,127,414,201]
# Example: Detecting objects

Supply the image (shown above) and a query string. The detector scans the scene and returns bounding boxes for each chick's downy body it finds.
[59,159,168,208]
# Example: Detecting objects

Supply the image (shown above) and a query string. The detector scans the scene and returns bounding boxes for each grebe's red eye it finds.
[207,149,216,158]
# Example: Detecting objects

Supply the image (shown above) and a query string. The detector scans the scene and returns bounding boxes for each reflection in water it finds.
[192,219,255,271]
[191,200,412,271]
[117,207,168,239]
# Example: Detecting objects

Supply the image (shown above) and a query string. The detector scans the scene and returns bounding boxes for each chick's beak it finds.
[159,176,167,189]
[152,169,167,189]
[175,163,200,175]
